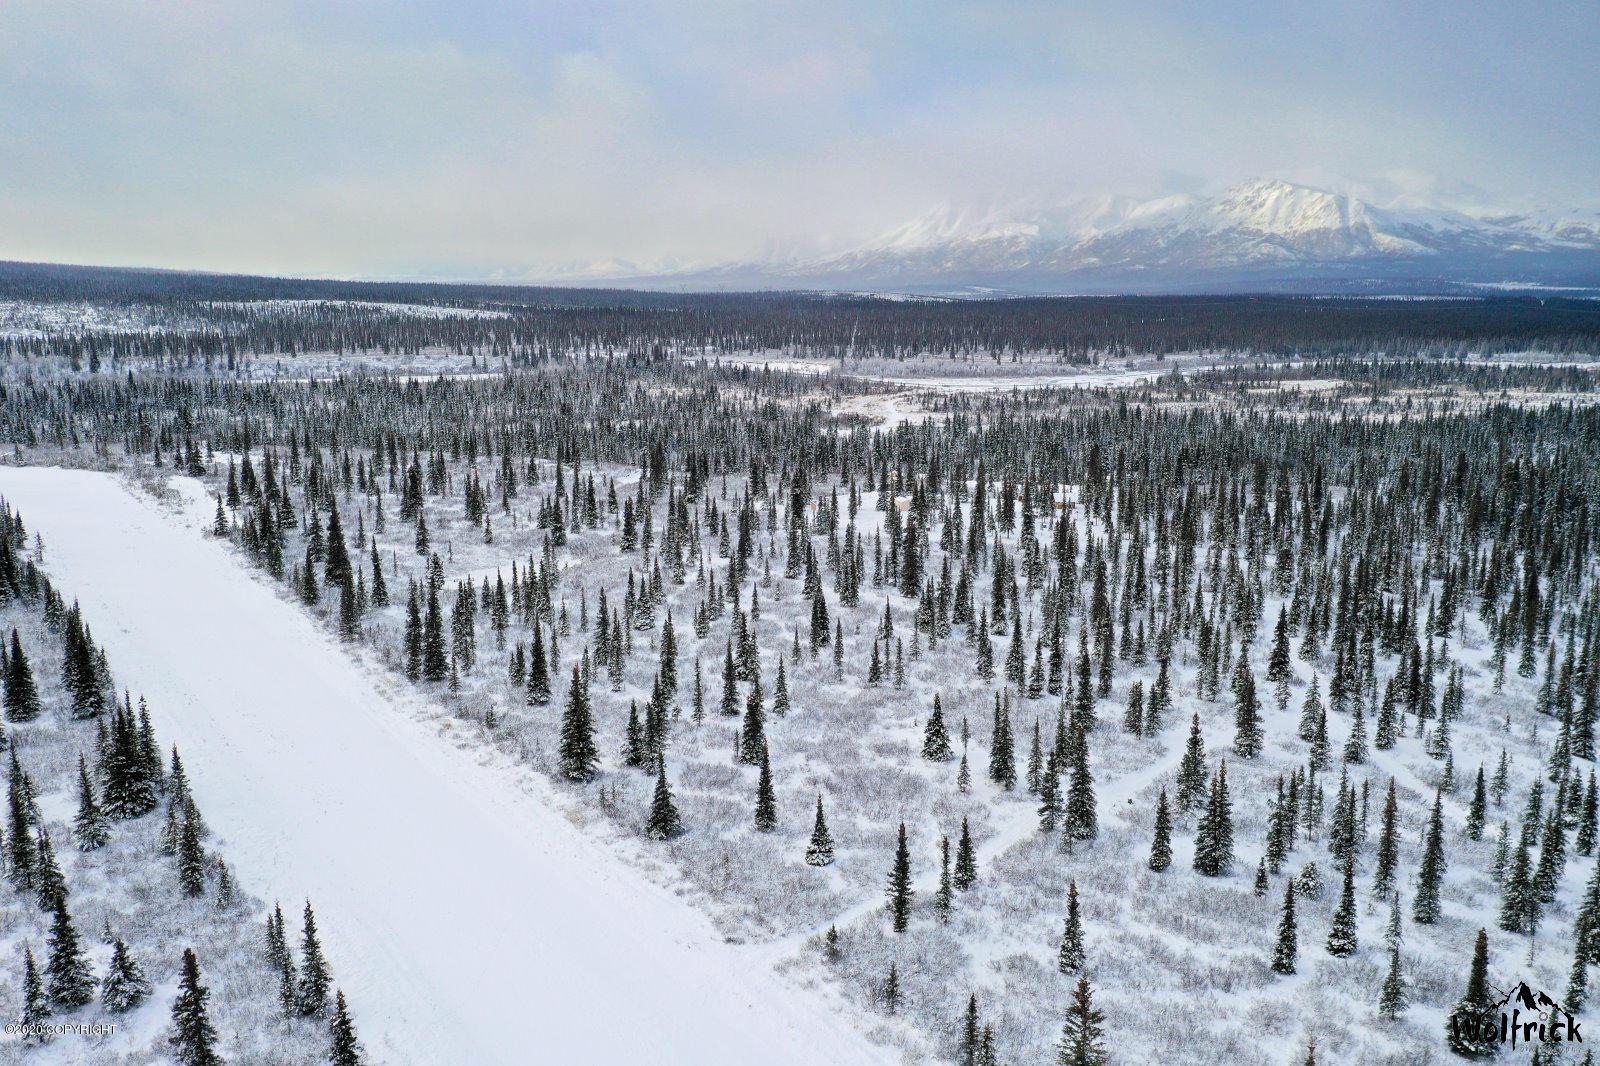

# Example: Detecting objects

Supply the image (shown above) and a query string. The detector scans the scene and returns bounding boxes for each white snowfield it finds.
[0,466,892,1066]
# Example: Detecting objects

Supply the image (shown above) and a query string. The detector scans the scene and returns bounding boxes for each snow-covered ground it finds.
[0,466,893,1066]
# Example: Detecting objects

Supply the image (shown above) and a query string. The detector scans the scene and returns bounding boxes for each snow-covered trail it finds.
[0,466,892,1066]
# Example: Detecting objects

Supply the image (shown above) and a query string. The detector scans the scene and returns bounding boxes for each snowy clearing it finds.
[0,465,893,1066]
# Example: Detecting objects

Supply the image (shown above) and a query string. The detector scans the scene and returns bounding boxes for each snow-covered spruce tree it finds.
[72,754,109,851]
[1056,974,1109,1066]
[1064,725,1097,843]
[1445,929,1498,1058]
[297,901,332,1016]
[46,894,95,1010]
[1500,836,1537,934]
[922,693,954,761]
[805,795,834,866]
[887,822,912,933]
[4,629,42,722]
[1175,713,1207,812]
[177,801,207,897]
[35,827,67,910]
[1231,656,1262,758]
[1037,751,1061,833]
[1145,657,1170,737]
[20,946,50,1043]
[953,816,977,890]
[1193,761,1234,876]
[646,758,683,840]
[1325,860,1358,957]
[1270,881,1298,975]
[1378,943,1407,1020]
[169,948,222,1066]
[988,697,1015,790]
[1149,787,1172,872]
[558,666,599,782]
[1123,681,1144,734]
[1373,778,1399,897]
[101,938,152,1013]
[958,993,981,1066]
[935,836,953,921]
[754,741,778,832]
[1412,790,1447,924]
[329,989,366,1066]
[1466,766,1488,841]
[739,677,766,765]
[1057,879,1085,972]
[525,625,551,705]
[422,585,449,682]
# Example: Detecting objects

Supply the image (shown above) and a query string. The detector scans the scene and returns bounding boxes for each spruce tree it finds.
[1232,657,1262,758]
[1466,766,1488,841]
[1378,942,1408,1020]
[19,946,50,1044]
[989,699,1015,789]
[1064,725,1097,842]
[72,754,109,851]
[6,750,36,889]
[4,630,41,722]
[1146,657,1170,736]
[1056,974,1109,1066]
[959,993,981,1066]
[805,795,834,866]
[1412,790,1447,924]
[1194,761,1234,876]
[298,901,332,1016]
[646,758,684,840]
[1373,778,1399,897]
[923,694,955,761]
[329,989,365,1066]
[1175,713,1207,811]
[34,827,66,911]
[169,948,222,1066]
[954,816,977,890]
[754,742,778,832]
[422,586,449,681]
[1149,787,1172,871]
[1446,929,1498,1057]
[1325,860,1358,956]
[887,822,912,932]
[45,895,95,1010]
[101,938,152,1013]
[739,679,766,765]
[1342,705,1369,764]
[1123,681,1144,735]
[1058,879,1085,972]
[936,835,953,920]
[177,801,206,897]
[1038,749,1061,833]
[1271,881,1298,975]
[1500,837,1536,934]
[558,667,599,782]
[1567,946,1590,1017]
[403,591,423,681]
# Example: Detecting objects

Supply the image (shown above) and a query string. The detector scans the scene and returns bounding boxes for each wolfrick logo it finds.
[1450,980,1583,1051]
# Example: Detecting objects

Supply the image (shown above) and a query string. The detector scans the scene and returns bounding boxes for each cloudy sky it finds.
[2,1,1595,279]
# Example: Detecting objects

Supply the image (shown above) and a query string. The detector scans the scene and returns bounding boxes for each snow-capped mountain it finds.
[576,179,1600,294]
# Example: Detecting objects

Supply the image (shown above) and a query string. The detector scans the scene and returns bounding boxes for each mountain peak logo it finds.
[1491,981,1561,1016]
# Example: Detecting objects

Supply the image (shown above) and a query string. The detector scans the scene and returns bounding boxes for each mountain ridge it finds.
[543,178,1600,295]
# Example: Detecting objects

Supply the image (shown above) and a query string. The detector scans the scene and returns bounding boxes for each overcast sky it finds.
[2,1,1595,279]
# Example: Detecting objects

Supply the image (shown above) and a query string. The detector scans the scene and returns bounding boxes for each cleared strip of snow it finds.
[0,466,892,1066]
